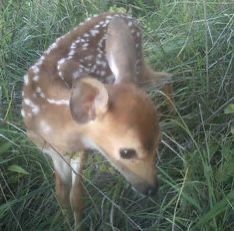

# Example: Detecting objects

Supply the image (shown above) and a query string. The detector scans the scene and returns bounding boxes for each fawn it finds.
[21,12,172,227]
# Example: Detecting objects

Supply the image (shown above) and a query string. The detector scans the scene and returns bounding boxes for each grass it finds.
[0,0,233,230]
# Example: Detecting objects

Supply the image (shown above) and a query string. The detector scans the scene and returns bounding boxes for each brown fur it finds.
[22,13,172,227]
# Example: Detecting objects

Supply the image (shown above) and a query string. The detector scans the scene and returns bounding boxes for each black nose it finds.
[133,180,159,196]
[146,180,159,196]
[146,185,158,196]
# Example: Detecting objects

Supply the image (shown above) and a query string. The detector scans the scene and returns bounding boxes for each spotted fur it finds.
[21,12,172,226]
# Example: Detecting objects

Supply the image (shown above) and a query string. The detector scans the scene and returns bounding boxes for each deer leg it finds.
[46,148,72,209]
[69,152,87,229]
[54,169,71,208]
[26,131,72,208]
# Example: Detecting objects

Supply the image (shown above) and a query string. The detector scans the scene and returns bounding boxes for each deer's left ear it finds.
[70,78,109,123]
[139,65,172,89]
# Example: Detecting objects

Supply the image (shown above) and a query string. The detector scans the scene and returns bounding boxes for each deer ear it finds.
[70,78,109,123]
[140,68,173,89]
[140,65,174,111]
[106,17,137,83]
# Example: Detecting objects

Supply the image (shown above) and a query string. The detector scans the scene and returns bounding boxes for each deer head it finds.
[68,17,162,194]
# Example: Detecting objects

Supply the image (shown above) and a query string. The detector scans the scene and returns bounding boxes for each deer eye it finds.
[119,148,136,159]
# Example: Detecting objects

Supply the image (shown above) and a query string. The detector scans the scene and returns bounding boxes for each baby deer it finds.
[22,13,172,227]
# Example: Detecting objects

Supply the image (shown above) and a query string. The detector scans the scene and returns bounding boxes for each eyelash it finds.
[119,149,136,159]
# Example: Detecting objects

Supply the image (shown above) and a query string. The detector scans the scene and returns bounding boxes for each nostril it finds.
[147,186,158,196]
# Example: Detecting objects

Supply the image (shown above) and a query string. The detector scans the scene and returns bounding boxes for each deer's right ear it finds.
[70,78,109,123]
[106,17,137,83]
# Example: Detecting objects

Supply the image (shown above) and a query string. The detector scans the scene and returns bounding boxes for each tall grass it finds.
[0,0,233,230]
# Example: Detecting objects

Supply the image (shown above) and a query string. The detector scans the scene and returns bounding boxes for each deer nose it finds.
[146,185,158,196]
[134,180,159,196]
[147,180,159,196]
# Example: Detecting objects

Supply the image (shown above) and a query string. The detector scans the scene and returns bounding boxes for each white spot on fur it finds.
[73,71,81,79]
[24,98,40,114]
[99,21,105,26]
[32,105,40,114]
[90,29,99,36]
[85,55,93,61]
[36,87,42,93]
[79,65,84,72]
[94,24,100,29]
[58,58,66,66]
[33,75,39,81]
[45,42,58,54]
[32,65,39,74]
[70,42,76,50]
[98,37,105,48]
[96,59,107,67]
[58,71,64,80]
[57,58,66,73]
[35,56,45,66]
[85,17,91,22]
[24,98,31,106]
[103,20,110,27]
[40,92,45,98]
[128,21,133,27]
[97,53,102,58]
[50,42,58,50]
[47,98,69,105]
[21,109,25,118]
[100,70,106,76]
[40,120,51,134]
[68,49,75,56]
[75,38,81,44]
[84,33,90,38]
[96,59,102,65]
[106,15,113,19]
[56,37,62,43]
[24,74,29,85]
